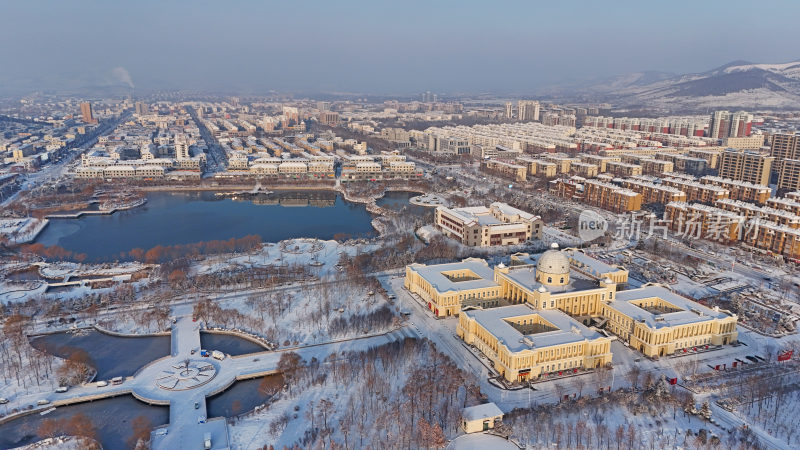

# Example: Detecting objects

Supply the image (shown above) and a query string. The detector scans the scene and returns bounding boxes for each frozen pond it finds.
[29,329,171,379]
[200,331,268,356]
[0,395,168,450]
[206,375,283,418]
[35,190,377,261]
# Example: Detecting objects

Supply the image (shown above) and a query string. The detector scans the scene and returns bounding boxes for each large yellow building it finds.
[458,304,613,382]
[405,258,502,317]
[435,203,543,247]
[583,179,643,212]
[604,284,739,357]
[718,149,774,186]
[778,159,800,192]
[407,244,739,373]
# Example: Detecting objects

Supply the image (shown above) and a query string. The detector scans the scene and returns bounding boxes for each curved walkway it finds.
[27,301,416,450]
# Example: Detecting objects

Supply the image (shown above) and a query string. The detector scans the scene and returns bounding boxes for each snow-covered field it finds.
[0,218,48,244]
[505,388,751,450]
[229,337,484,449]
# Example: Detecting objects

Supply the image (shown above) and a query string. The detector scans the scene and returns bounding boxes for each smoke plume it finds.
[111,67,134,88]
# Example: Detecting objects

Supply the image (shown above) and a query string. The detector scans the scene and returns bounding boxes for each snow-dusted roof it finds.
[463,304,603,352]
[612,284,733,329]
[408,258,498,293]
[462,402,503,421]
[564,249,623,277]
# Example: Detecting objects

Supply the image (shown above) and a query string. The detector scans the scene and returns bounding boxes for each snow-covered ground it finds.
[193,239,378,279]
[0,218,48,244]
[505,388,743,450]
[13,436,100,450]
[229,337,483,449]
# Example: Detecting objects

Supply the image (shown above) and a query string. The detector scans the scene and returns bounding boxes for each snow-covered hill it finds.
[548,60,800,111]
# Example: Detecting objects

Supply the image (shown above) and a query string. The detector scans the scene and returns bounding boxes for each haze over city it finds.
[3,2,800,450]
[2,0,800,94]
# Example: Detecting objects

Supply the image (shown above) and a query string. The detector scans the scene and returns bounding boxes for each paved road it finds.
[13,298,415,450]
[381,274,790,416]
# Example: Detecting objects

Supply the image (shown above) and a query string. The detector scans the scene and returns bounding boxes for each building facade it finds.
[435,203,542,247]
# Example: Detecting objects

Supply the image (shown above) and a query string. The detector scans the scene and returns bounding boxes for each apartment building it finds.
[661,177,729,203]
[542,154,578,174]
[605,161,643,177]
[723,135,764,150]
[700,175,771,204]
[664,202,800,259]
[768,197,800,216]
[777,159,800,192]
[482,159,527,182]
[656,154,708,176]
[580,154,619,173]
[687,148,721,169]
[570,162,599,178]
[769,133,799,173]
[718,149,774,186]
[663,202,743,243]
[435,203,542,247]
[715,199,800,229]
[744,219,800,259]
[708,110,753,139]
[621,178,687,204]
[517,157,557,178]
[640,158,674,176]
[583,179,642,212]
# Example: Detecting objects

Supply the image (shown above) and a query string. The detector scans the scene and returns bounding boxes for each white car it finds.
[96,380,108,387]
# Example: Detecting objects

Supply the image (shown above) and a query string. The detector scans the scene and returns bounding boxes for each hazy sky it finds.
[2,0,799,95]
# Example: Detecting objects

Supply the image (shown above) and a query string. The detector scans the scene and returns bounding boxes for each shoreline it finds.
[45,197,148,219]
[21,184,429,262]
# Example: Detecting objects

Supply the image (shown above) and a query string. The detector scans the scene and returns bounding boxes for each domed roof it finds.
[537,243,570,274]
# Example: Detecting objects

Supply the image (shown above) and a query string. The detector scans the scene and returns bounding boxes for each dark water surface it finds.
[36,190,376,261]
[200,332,268,356]
[0,395,168,450]
[29,330,170,379]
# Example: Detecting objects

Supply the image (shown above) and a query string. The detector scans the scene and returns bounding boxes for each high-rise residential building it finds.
[505,102,514,119]
[770,133,800,174]
[517,100,540,121]
[718,148,774,186]
[708,110,753,139]
[729,111,753,137]
[80,102,97,124]
[174,134,190,160]
[778,159,800,192]
[134,101,148,115]
[316,101,331,111]
[318,111,339,126]
[420,91,437,103]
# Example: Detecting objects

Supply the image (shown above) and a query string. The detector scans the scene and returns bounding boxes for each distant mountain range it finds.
[543,60,800,112]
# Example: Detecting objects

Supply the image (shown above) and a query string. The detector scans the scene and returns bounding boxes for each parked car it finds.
[55,386,69,393]
[37,399,51,406]
[96,380,108,387]
[0,398,8,404]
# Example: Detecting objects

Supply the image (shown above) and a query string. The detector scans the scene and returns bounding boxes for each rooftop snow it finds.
[464,304,603,352]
